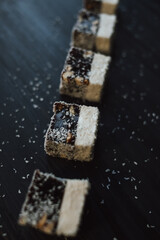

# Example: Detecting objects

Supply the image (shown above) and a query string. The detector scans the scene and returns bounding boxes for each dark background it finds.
[0,0,160,239]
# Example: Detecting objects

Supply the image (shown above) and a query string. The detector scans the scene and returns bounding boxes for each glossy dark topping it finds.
[49,102,80,145]
[22,170,66,231]
[75,9,99,35]
[64,47,93,84]
[85,0,101,12]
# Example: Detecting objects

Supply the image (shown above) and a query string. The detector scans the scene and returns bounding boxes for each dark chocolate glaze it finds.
[85,0,101,13]
[75,9,99,35]
[66,47,93,83]
[50,102,80,145]
[24,170,66,231]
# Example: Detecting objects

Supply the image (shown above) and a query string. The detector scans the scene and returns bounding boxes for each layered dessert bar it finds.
[72,9,117,54]
[44,101,99,161]
[60,47,111,102]
[84,0,119,15]
[18,170,90,237]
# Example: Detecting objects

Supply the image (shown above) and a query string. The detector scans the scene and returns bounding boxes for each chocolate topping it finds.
[76,9,99,35]
[21,170,66,232]
[64,47,93,84]
[85,0,101,12]
[49,102,80,145]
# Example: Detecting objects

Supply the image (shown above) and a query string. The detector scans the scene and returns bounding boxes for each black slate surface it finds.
[0,0,160,240]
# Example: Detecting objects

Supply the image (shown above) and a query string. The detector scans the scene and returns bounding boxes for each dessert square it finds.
[60,47,111,102]
[72,9,117,54]
[84,0,119,15]
[18,170,90,237]
[44,101,99,161]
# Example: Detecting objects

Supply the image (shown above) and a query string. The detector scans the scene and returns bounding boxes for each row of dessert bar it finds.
[18,0,119,238]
